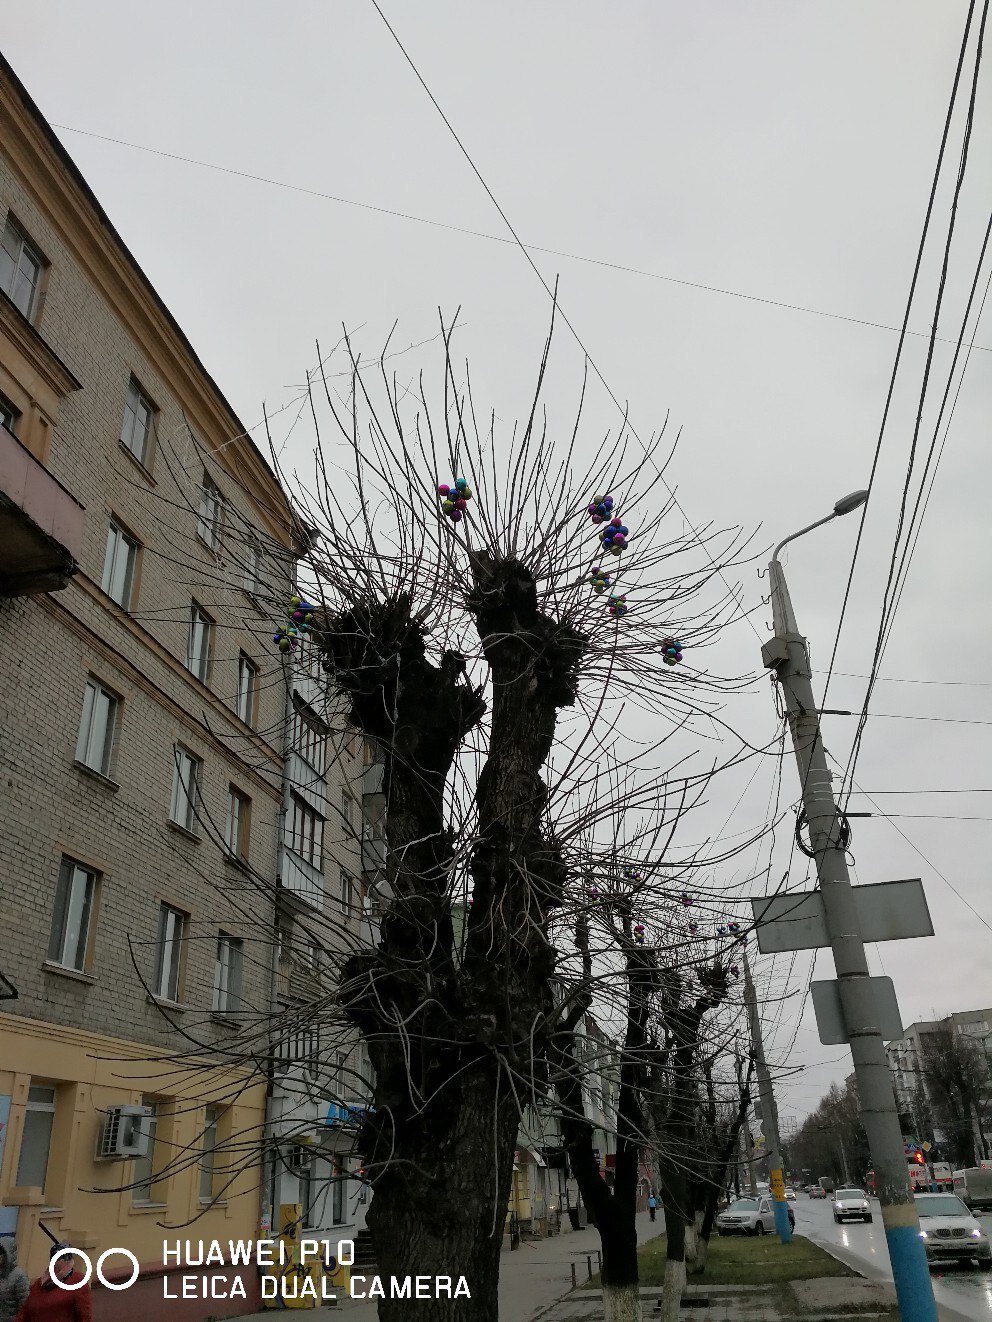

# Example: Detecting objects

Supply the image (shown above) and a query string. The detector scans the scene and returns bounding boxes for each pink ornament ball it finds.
[438,484,451,496]
[455,498,467,511]
[592,514,603,524]
[611,516,622,527]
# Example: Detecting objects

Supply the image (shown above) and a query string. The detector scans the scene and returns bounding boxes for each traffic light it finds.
[913,1151,925,1165]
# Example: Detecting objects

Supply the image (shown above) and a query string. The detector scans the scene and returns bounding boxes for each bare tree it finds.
[920,1028,991,1167]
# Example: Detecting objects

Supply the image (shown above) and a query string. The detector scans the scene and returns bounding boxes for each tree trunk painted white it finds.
[660,1259,686,1322]
[683,1221,699,1265]
[603,1281,643,1322]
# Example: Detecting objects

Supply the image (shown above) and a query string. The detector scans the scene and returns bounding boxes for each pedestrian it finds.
[648,1192,657,1222]
[18,1243,92,1322]
[0,1238,29,1322]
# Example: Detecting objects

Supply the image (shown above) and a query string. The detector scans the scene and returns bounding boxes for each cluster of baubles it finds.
[589,566,611,594]
[608,593,628,619]
[623,867,642,884]
[716,921,742,938]
[633,923,646,945]
[588,885,601,902]
[687,920,698,934]
[680,892,694,908]
[662,636,684,666]
[438,477,473,523]
[587,494,631,557]
[273,595,316,654]
[729,964,741,978]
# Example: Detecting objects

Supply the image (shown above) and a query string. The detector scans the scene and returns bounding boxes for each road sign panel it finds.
[810,975,904,1044]
[750,879,931,954]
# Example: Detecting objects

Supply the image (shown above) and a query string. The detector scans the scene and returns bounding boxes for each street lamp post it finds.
[763,491,937,1322]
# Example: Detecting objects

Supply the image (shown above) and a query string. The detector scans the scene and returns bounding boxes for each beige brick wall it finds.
[0,139,294,1050]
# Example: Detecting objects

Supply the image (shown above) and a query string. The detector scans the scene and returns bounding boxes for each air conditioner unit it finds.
[96,1105,152,1161]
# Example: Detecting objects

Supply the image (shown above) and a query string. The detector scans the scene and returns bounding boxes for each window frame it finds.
[101,519,140,610]
[225,785,251,861]
[287,792,324,866]
[15,1083,56,1192]
[212,933,244,1014]
[131,1098,159,1204]
[291,704,327,775]
[242,537,261,595]
[154,903,187,1002]
[48,857,98,972]
[120,375,156,468]
[196,475,223,551]
[75,677,120,778]
[169,745,201,835]
[340,869,353,911]
[199,1106,219,1203]
[186,601,213,684]
[0,390,20,435]
[0,216,45,321]
[236,652,258,725]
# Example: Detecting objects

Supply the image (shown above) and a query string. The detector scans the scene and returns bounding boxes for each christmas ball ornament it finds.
[680,892,694,908]
[633,923,646,945]
[661,636,684,666]
[729,965,740,978]
[440,476,472,523]
[608,593,628,619]
[588,885,601,901]
[589,566,611,594]
[622,867,642,884]
[727,921,740,936]
[716,925,727,937]
[687,921,698,934]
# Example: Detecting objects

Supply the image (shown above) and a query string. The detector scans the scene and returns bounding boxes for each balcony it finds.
[0,423,83,596]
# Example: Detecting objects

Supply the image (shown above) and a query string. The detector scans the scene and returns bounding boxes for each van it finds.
[952,1167,992,1212]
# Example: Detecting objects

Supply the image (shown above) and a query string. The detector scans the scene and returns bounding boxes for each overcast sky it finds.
[4,1,991,1124]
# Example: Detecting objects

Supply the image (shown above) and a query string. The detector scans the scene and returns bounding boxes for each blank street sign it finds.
[811,976,904,1045]
[749,879,932,954]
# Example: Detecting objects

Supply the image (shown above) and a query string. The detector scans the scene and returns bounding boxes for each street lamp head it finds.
[833,490,869,518]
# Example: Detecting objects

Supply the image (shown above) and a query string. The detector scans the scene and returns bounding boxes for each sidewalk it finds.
[237,1211,665,1320]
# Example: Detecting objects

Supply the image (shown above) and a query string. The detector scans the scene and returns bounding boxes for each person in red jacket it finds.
[17,1243,92,1322]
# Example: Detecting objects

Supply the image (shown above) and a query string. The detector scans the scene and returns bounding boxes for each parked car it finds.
[916,1192,992,1269]
[716,1196,795,1237]
[809,1185,827,1199]
[832,1188,872,1223]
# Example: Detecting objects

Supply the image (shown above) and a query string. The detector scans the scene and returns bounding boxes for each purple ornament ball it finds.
[451,508,463,522]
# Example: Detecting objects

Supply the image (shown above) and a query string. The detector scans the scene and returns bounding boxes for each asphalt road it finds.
[795,1193,992,1322]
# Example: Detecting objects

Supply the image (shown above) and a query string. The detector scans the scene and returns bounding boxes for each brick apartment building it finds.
[0,52,342,1318]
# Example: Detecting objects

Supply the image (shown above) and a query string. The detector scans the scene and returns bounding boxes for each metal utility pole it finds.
[743,953,792,1242]
[762,491,937,1322]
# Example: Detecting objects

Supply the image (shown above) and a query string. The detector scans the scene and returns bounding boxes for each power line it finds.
[48,121,991,355]
[815,670,992,688]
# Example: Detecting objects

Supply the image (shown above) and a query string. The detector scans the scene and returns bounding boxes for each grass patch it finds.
[633,1233,857,1287]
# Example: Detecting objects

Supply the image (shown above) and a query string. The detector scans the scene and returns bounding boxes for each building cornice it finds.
[0,56,301,551]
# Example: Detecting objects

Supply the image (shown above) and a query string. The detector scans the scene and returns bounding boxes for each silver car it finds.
[916,1192,992,1268]
[716,1195,794,1237]
[832,1187,872,1223]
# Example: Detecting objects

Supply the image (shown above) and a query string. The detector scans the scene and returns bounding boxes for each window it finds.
[225,786,251,861]
[300,1155,315,1229]
[213,934,243,1014]
[170,746,201,834]
[75,678,119,777]
[340,870,353,910]
[0,217,44,320]
[120,377,155,466]
[48,858,97,971]
[199,1107,218,1202]
[288,794,323,865]
[186,602,213,683]
[341,790,353,830]
[291,706,326,775]
[332,1155,345,1225]
[0,391,19,435]
[101,521,139,609]
[132,1098,158,1202]
[236,653,258,724]
[16,1084,56,1190]
[197,475,222,550]
[155,904,186,1002]
[243,538,261,595]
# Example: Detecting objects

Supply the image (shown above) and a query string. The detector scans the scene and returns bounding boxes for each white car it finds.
[915,1192,992,1269]
[784,1187,797,1201]
[832,1187,872,1223]
[716,1195,795,1237]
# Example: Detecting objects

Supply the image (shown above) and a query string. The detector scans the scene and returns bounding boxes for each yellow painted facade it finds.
[0,1010,266,1280]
